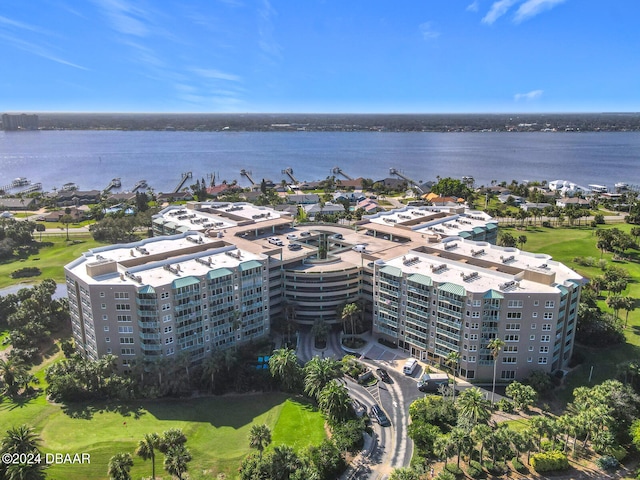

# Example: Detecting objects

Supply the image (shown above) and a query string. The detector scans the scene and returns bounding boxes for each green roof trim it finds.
[459,231,472,238]
[207,268,234,280]
[380,265,402,277]
[408,273,432,287]
[438,282,466,297]
[172,276,200,289]
[483,289,504,299]
[138,285,155,294]
[239,260,263,272]
[472,226,485,234]
[486,223,498,230]
[557,285,569,295]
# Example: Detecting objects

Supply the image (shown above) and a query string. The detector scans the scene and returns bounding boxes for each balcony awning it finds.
[483,289,504,299]
[380,265,402,277]
[438,282,466,297]
[408,273,432,287]
[172,276,200,289]
[137,285,155,294]
[207,268,234,280]
[239,260,263,271]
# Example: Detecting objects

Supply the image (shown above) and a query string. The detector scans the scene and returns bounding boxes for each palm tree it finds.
[269,347,302,392]
[457,387,491,425]
[135,432,161,479]
[201,349,225,392]
[0,358,28,395]
[317,380,351,423]
[159,428,187,454]
[107,453,134,480]
[472,423,492,463]
[341,302,360,337]
[249,424,272,460]
[163,445,191,480]
[450,427,473,468]
[269,445,302,480]
[1,425,41,455]
[488,337,505,406]
[389,467,420,480]
[303,356,342,401]
[622,296,636,327]
[445,351,460,402]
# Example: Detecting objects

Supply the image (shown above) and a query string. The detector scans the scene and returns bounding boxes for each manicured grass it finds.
[501,223,640,405]
[0,233,103,288]
[0,393,325,480]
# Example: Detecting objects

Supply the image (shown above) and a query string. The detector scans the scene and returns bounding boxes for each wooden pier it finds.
[173,172,193,193]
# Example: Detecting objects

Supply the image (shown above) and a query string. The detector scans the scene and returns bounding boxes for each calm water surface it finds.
[0,130,639,192]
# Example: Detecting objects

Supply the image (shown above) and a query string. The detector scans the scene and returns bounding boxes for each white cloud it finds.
[191,68,242,82]
[482,0,519,25]
[466,1,480,12]
[514,0,567,23]
[514,89,544,101]
[93,0,151,37]
[419,22,440,39]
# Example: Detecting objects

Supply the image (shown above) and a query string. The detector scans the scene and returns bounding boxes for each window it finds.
[100,292,105,298]
[101,303,106,310]
[162,314,172,322]
[166,347,175,355]
[161,292,169,299]
[534,300,539,306]
[539,346,549,353]
[531,323,537,329]
[114,292,129,299]
[103,326,109,331]
[469,334,478,340]
[119,337,134,344]
[542,324,552,331]
[470,322,479,329]
[505,323,521,331]
[106,348,112,354]
[105,337,110,343]
[502,357,517,364]
[116,304,131,311]
[544,312,554,320]
[118,326,133,334]
[532,312,538,318]
[504,345,518,353]
[161,303,171,311]
[527,357,533,363]
[164,326,173,334]
[504,334,519,342]
[501,370,516,379]
[538,357,548,364]
[469,345,477,352]
[165,337,174,345]
[545,301,555,308]
[507,300,523,308]
[528,345,534,351]
[121,348,135,356]
[541,335,550,342]
[530,334,535,341]
[507,312,522,319]
[117,315,132,322]
[473,300,481,307]
[468,356,476,363]
[472,311,480,318]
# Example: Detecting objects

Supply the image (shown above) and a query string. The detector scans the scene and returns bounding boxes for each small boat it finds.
[61,182,78,191]
[615,182,629,190]
[12,177,29,186]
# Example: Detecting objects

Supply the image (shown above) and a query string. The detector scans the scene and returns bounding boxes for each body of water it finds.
[1,130,639,193]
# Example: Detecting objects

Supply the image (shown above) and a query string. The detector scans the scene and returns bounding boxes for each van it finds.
[403,358,418,375]
[417,373,450,393]
[352,244,366,253]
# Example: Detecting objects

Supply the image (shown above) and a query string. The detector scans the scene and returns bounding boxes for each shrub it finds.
[444,463,463,476]
[497,398,515,413]
[466,460,484,478]
[609,445,627,462]
[10,266,41,278]
[530,451,569,472]
[511,457,527,473]
[596,455,619,471]
[436,471,456,480]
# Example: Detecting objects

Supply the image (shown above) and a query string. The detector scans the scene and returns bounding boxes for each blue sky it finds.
[1,0,638,113]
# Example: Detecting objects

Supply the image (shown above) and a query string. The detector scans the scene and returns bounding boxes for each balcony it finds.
[141,343,162,352]
[139,332,161,341]
[138,320,159,329]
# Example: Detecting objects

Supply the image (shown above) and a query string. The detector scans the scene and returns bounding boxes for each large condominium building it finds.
[65,234,269,368]
[66,201,581,379]
[373,238,583,381]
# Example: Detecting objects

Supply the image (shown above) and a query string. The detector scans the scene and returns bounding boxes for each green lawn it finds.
[0,233,103,288]
[502,223,640,405]
[0,392,325,480]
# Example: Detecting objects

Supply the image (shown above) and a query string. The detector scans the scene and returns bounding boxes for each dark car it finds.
[376,368,391,383]
[370,404,391,427]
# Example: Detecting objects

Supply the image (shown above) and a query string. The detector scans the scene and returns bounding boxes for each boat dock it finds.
[389,168,423,193]
[103,178,121,192]
[331,166,353,180]
[281,167,298,184]
[173,172,193,193]
[132,180,148,192]
[240,169,256,185]
[0,178,42,194]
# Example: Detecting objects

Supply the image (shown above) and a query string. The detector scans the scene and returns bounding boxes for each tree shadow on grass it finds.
[142,392,295,429]
[61,401,146,420]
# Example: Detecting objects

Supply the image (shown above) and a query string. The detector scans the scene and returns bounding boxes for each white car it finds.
[268,237,284,246]
[286,233,297,240]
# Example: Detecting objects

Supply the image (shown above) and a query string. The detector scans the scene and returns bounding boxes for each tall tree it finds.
[488,337,506,406]
[249,424,272,460]
[135,432,161,479]
[107,453,134,480]
[317,380,351,423]
[269,347,302,392]
[303,356,342,401]
[163,445,191,480]
[341,302,360,337]
[445,351,460,403]
[457,387,491,425]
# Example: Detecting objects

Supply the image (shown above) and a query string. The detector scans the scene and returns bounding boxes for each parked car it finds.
[332,233,343,240]
[286,233,297,240]
[268,237,283,246]
[300,231,311,237]
[417,373,450,393]
[370,404,391,427]
[351,398,366,418]
[288,243,302,251]
[376,368,391,383]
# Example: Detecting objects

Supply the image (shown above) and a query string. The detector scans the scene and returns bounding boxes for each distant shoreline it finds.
[6,112,640,133]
